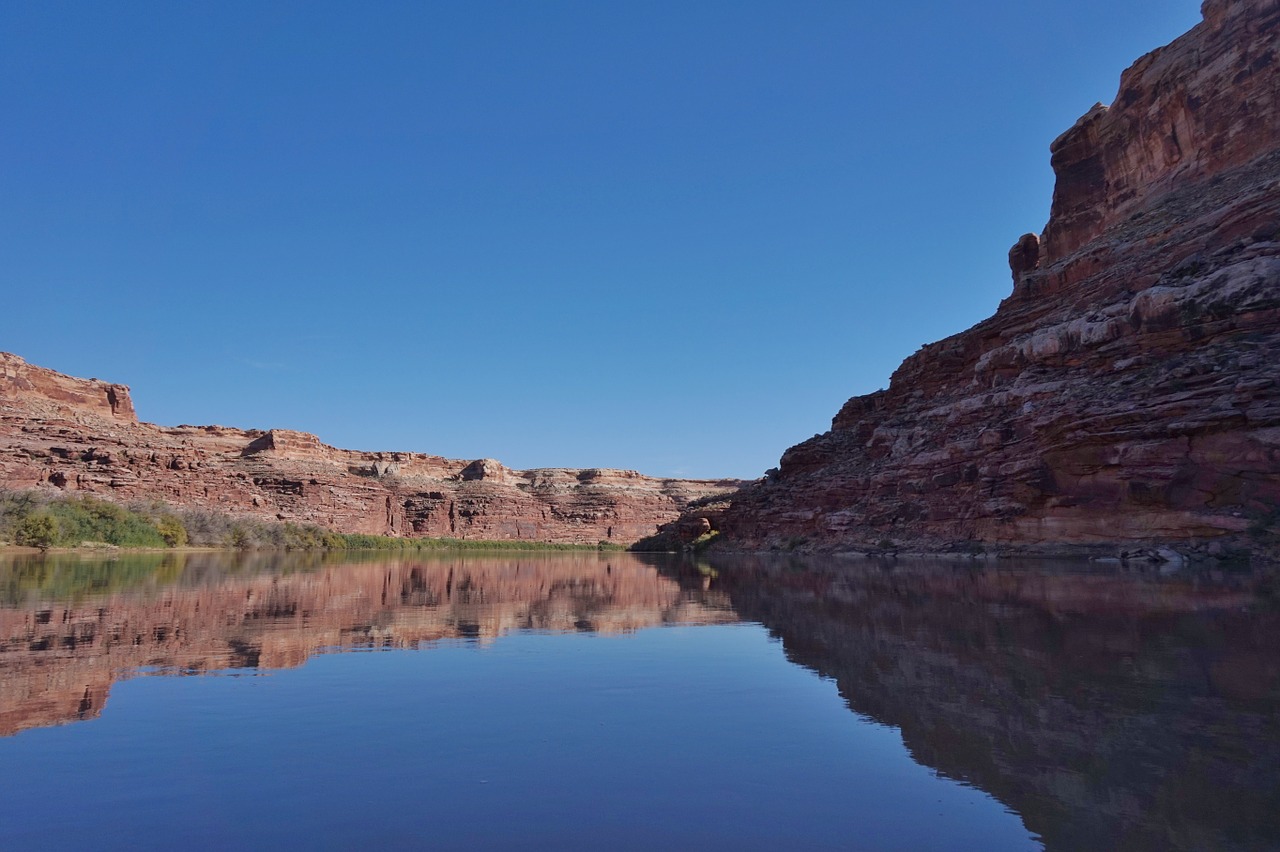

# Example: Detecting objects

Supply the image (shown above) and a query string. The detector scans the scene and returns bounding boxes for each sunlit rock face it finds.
[1044,0,1280,262]
[0,352,740,544]
[0,552,733,737]
[0,352,136,423]
[705,0,1280,555]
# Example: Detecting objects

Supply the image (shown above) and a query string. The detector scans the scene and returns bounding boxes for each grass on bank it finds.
[0,491,623,553]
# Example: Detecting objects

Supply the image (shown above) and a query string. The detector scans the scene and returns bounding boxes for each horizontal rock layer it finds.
[0,352,136,423]
[706,0,1280,554]
[0,353,738,544]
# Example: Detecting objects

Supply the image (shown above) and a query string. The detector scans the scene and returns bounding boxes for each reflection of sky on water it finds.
[1,551,1277,850]
[0,620,1036,851]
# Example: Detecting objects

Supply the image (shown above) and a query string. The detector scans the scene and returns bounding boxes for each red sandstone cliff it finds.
[0,352,737,544]
[701,0,1280,555]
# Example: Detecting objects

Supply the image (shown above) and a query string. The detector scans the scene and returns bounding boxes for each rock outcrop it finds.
[0,353,738,544]
[697,0,1280,555]
[0,352,136,423]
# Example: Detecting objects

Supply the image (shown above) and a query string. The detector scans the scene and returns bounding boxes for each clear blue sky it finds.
[1,0,1203,479]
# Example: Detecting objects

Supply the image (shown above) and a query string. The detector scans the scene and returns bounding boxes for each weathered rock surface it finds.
[0,352,135,423]
[0,552,732,737]
[700,0,1280,555]
[0,352,738,544]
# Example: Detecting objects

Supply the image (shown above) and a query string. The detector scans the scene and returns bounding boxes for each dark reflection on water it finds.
[0,550,1277,850]
[697,554,1280,851]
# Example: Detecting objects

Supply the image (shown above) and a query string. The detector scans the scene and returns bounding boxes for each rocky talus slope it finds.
[696,0,1280,556]
[0,352,737,544]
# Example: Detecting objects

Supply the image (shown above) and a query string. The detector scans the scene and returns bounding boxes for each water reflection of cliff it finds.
[702,555,1280,852]
[7,551,1278,849]
[0,552,733,738]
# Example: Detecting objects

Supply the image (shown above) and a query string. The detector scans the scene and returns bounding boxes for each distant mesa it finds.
[0,353,740,546]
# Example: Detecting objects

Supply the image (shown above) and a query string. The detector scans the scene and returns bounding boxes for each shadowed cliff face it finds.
[0,352,739,544]
[704,0,1280,555]
[703,555,1280,851]
[0,552,733,737]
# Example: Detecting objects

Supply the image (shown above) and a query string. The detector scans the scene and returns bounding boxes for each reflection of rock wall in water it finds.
[709,556,1280,851]
[0,351,739,545]
[0,553,732,738]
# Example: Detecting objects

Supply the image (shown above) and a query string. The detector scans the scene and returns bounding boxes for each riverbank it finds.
[0,491,625,554]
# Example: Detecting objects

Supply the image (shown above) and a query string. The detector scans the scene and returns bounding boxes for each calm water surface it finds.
[0,551,1276,850]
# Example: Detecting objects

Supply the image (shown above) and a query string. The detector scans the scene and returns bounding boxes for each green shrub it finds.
[0,489,628,553]
[44,496,166,548]
[156,515,188,548]
[15,513,58,550]
[692,530,721,554]
[228,525,251,549]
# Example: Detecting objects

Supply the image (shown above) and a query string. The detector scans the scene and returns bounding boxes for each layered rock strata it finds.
[703,0,1280,554]
[0,352,738,544]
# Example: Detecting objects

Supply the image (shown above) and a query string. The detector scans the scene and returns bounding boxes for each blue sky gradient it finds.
[1,1,1203,478]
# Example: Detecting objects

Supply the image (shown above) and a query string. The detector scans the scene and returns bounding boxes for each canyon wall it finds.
[0,352,737,544]
[702,0,1280,555]
[0,352,136,423]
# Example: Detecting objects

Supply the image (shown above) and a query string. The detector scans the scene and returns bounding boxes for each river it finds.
[0,550,1275,850]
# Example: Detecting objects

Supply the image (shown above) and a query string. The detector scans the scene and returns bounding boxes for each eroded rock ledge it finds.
[687,0,1280,556]
[0,352,738,545]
